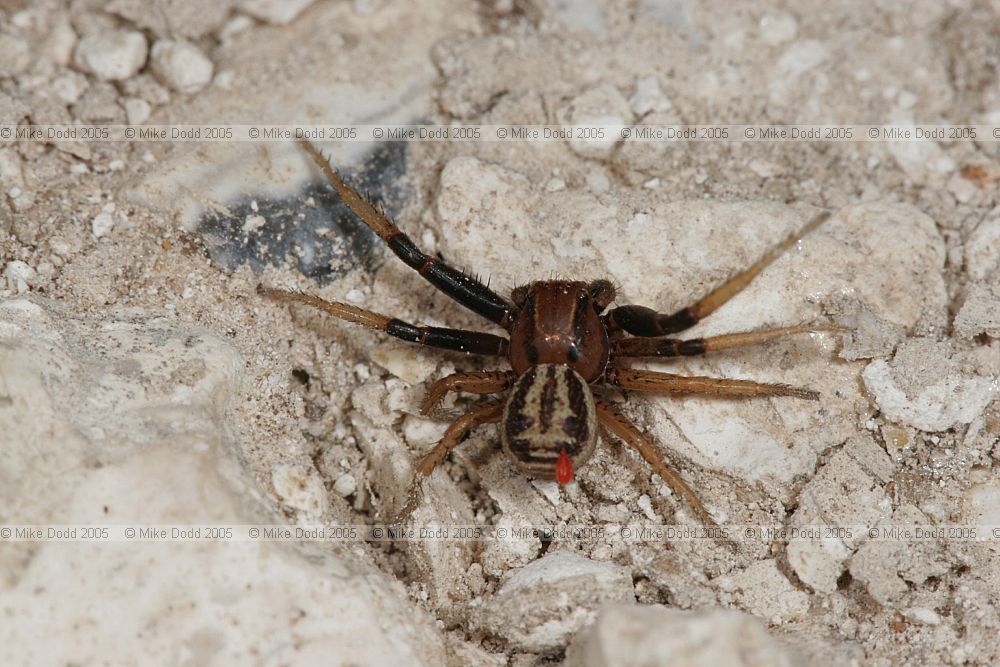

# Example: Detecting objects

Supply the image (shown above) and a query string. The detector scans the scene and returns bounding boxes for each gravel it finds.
[2,1,998,664]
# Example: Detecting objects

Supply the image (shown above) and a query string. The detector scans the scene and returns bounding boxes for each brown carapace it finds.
[259,139,837,526]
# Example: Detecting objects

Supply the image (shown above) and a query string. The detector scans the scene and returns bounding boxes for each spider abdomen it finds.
[501,363,598,483]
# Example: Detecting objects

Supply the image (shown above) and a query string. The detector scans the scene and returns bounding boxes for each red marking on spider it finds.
[556,448,574,485]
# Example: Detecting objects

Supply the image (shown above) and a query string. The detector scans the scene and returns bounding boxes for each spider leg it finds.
[420,370,516,416]
[258,285,508,355]
[393,400,504,523]
[594,398,716,526]
[604,210,832,336]
[297,139,515,328]
[606,367,818,400]
[610,323,843,358]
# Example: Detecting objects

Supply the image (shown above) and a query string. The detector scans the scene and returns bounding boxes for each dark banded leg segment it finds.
[298,139,515,328]
[393,400,504,523]
[595,398,715,526]
[611,323,841,358]
[258,286,509,356]
[606,367,819,400]
[605,210,833,336]
[420,370,516,416]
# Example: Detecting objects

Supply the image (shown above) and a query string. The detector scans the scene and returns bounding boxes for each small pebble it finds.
[371,345,436,384]
[862,339,996,432]
[477,551,634,652]
[219,15,255,42]
[213,70,234,89]
[50,72,89,104]
[150,40,214,94]
[74,30,148,81]
[562,83,632,160]
[4,261,35,294]
[637,494,658,521]
[905,607,942,625]
[749,158,783,178]
[242,214,266,234]
[123,97,151,125]
[239,0,317,25]
[91,212,114,238]
[544,177,566,192]
[44,17,77,66]
[402,415,448,448]
[628,75,672,116]
[333,473,357,497]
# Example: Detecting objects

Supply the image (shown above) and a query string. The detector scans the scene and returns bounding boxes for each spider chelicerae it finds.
[259,139,836,526]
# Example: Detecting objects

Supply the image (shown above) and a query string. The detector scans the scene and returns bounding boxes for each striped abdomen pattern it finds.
[501,364,598,480]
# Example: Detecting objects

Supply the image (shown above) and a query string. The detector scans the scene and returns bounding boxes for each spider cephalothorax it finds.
[508,280,611,380]
[259,139,835,526]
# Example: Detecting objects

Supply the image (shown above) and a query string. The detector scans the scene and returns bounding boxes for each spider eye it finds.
[567,344,580,362]
[527,345,539,363]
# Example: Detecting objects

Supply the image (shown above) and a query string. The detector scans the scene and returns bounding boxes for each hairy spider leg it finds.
[419,370,517,416]
[604,210,833,336]
[297,139,515,328]
[393,400,504,524]
[257,285,509,355]
[606,366,818,400]
[610,323,844,358]
[594,398,716,526]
